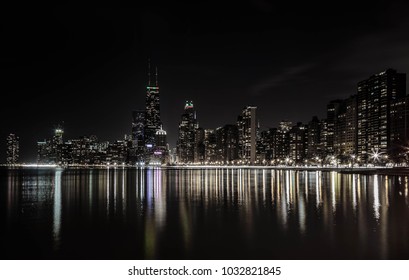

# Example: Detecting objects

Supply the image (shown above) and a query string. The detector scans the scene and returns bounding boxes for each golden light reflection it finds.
[106,169,110,215]
[331,171,336,213]
[373,175,380,221]
[352,174,357,212]
[4,167,408,259]
[315,171,321,208]
[405,177,408,205]
[53,170,62,249]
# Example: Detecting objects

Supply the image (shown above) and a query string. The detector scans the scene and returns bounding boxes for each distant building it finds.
[357,69,406,161]
[307,116,321,158]
[289,122,307,163]
[144,65,162,153]
[264,128,277,161]
[217,124,239,163]
[131,110,145,163]
[177,101,198,163]
[51,124,64,164]
[237,106,257,164]
[319,119,328,156]
[326,100,343,155]
[195,127,206,163]
[334,102,347,157]
[204,129,217,163]
[37,140,49,164]
[258,130,271,162]
[36,124,64,164]
[390,95,409,161]
[152,126,169,164]
[344,95,357,156]
[6,133,19,164]
[106,140,128,164]
[273,121,292,161]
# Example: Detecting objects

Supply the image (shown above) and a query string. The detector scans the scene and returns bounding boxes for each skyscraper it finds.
[357,69,406,161]
[307,116,321,158]
[273,121,292,161]
[289,122,307,163]
[132,110,145,147]
[144,63,161,149]
[334,102,347,156]
[194,127,205,163]
[326,100,343,155]
[204,129,217,163]
[177,101,198,163]
[51,124,64,164]
[390,95,409,160]
[6,133,19,164]
[131,110,145,163]
[152,126,169,164]
[345,96,357,155]
[216,124,239,162]
[237,106,257,164]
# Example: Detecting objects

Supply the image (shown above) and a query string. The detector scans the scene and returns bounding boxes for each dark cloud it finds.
[250,63,317,96]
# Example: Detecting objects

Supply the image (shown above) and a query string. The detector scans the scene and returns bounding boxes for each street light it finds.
[351,154,356,168]
[369,148,385,166]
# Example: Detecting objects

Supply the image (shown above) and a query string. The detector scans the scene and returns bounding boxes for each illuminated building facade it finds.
[204,129,217,162]
[357,69,406,161]
[152,127,169,164]
[390,95,409,160]
[194,127,205,163]
[237,106,257,164]
[326,100,342,156]
[344,95,357,156]
[307,116,321,158]
[6,133,19,164]
[177,101,198,163]
[144,66,161,149]
[131,110,146,163]
[289,122,307,163]
[217,124,239,162]
[273,121,291,161]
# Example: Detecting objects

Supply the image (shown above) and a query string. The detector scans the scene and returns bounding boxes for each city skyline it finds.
[3,67,409,164]
[2,4,409,162]
[3,67,408,166]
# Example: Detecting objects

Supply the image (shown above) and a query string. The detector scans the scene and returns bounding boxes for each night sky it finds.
[2,2,409,162]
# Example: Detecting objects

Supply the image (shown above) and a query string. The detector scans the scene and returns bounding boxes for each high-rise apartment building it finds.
[289,122,307,163]
[194,127,205,163]
[131,110,146,163]
[217,124,239,162]
[6,133,19,164]
[390,95,409,159]
[144,65,161,149]
[357,69,406,161]
[326,100,343,155]
[237,106,257,164]
[273,121,292,160]
[177,101,198,163]
[307,116,321,158]
[204,129,217,162]
[344,95,357,156]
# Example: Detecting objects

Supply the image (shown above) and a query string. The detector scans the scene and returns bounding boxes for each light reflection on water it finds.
[1,167,409,259]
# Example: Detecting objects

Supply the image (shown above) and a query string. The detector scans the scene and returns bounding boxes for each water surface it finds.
[1,167,408,259]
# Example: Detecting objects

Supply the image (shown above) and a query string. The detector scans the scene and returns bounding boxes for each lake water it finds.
[1,167,408,259]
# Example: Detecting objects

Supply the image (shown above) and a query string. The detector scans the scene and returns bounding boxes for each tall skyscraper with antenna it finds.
[144,60,162,156]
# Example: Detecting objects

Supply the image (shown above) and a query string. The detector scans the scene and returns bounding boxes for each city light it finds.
[3,68,407,169]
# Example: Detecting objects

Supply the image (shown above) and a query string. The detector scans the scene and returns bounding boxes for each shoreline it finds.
[1,164,409,176]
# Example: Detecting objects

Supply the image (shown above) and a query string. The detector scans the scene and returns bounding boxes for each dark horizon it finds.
[2,3,409,162]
